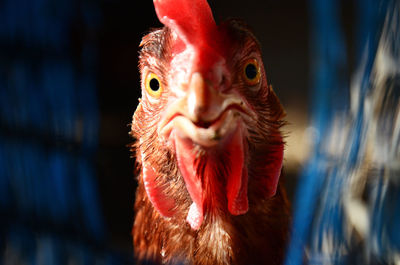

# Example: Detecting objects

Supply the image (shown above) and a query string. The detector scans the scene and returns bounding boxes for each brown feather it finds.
[131,19,291,265]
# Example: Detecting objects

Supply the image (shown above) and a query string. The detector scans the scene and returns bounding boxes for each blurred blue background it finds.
[286,0,400,264]
[0,0,398,264]
[0,0,148,263]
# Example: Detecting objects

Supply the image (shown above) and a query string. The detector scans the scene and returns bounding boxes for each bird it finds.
[130,0,290,264]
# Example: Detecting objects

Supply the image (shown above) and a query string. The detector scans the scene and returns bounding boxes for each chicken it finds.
[130,0,290,264]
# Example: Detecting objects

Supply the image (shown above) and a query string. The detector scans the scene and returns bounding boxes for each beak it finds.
[158,72,255,147]
[186,72,225,126]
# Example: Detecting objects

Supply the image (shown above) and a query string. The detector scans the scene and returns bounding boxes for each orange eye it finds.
[243,59,261,86]
[145,73,163,98]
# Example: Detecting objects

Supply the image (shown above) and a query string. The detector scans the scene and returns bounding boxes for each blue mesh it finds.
[0,0,133,263]
[285,0,400,264]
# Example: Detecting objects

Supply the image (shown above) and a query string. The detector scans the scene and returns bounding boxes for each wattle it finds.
[174,128,249,230]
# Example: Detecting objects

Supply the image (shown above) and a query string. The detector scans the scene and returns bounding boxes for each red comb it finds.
[153,0,225,80]
[153,0,218,46]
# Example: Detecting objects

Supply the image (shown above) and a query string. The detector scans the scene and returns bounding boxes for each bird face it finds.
[156,47,259,148]
[132,0,285,230]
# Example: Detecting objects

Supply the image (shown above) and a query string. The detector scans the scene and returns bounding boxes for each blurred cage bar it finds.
[286,0,400,264]
[0,0,133,264]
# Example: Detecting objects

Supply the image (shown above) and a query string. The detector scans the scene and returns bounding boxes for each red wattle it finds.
[226,129,249,215]
[174,128,249,230]
[174,136,204,230]
[261,144,284,198]
[143,162,175,217]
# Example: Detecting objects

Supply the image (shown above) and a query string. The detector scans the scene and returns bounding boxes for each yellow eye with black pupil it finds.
[243,59,261,86]
[145,73,163,98]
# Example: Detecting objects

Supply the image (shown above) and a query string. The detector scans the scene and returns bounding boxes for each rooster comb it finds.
[153,0,218,46]
[153,0,226,78]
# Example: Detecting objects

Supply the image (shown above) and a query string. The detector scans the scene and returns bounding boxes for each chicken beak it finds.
[186,72,224,125]
[158,70,255,148]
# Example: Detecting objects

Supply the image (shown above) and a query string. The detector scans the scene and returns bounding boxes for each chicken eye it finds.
[145,73,163,98]
[243,59,261,86]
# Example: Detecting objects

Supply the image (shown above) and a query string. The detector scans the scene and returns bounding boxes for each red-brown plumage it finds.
[131,1,290,264]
